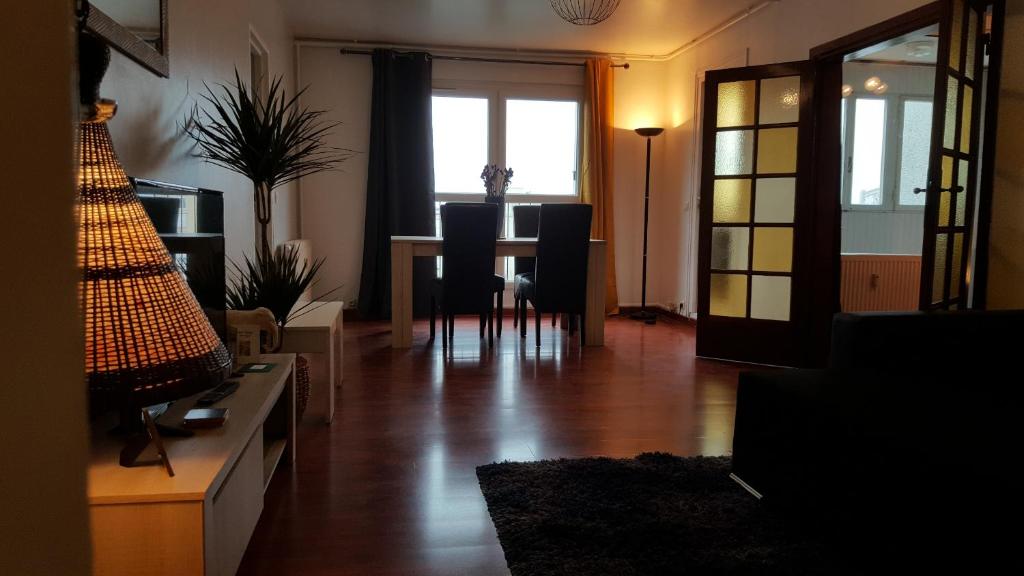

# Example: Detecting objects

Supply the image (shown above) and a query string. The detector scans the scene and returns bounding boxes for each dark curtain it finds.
[358,49,436,319]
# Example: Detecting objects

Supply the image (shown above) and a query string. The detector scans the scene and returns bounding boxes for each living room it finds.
[3,1,1023,575]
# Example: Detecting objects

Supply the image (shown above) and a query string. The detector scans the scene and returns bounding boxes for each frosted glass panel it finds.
[966,8,978,79]
[850,98,885,205]
[949,0,963,71]
[711,227,750,270]
[759,76,800,125]
[752,227,793,272]
[715,130,754,175]
[960,85,973,153]
[432,96,489,193]
[898,100,932,206]
[710,274,747,317]
[933,233,948,303]
[951,233,964,298]
[754,178,795,223]
[713,179,751,223]
[939,191,951,227]
[756,127,798,174]
[750,276,791,321]
[944,77,959,151]
[717,81,756,128]
[956,159,969,226]
[942,155,954,190]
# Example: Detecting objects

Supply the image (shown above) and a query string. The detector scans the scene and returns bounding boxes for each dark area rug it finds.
[476,453,845,576]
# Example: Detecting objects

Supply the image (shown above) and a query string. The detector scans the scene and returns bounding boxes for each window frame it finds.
[431,80,584,205]
[841,92,931,213]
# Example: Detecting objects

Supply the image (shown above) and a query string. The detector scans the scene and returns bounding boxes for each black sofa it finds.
[731,310,1024,568]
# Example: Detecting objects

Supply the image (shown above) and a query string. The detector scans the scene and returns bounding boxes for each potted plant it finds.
[185,70,350,417]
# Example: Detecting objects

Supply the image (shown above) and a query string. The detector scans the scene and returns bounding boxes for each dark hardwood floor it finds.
[238,315,745,575]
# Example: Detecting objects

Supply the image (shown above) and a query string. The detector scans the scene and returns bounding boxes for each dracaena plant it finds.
[184,69,352,257]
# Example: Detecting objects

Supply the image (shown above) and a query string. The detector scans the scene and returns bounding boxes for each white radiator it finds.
[840,254,921,312]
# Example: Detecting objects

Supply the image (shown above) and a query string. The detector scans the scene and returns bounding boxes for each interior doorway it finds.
[838,27,938,312]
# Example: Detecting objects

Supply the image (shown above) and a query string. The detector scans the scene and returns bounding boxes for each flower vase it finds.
[485,195,506,238]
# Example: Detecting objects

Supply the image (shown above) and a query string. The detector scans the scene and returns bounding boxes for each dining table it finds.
[390,236,607,347]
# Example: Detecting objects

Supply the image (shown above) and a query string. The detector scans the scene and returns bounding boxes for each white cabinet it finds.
[88,355,295,576]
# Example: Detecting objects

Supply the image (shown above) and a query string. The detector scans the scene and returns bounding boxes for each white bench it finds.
[277,239,343,425]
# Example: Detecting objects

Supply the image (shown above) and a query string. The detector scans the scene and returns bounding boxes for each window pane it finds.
[850,98,886,205]
[713,179,751,223]
[506,99,579,196]
[759,76,800,125]
[898,100,932,206]
[710,274,747,317]
[711,227,749,270]
[750,275,791,321]
[756,127,798,174]
[432,96,488,194]
[717,80,755,128]
[755,178,795,223]
[715,130,753,175]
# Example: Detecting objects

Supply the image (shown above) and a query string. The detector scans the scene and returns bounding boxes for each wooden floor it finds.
[238,315,745,576]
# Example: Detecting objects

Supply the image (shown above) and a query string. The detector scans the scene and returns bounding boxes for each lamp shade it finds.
[78,103,231,416]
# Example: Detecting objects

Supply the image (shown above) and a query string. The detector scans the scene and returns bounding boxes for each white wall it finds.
[101,0,296,263]
[987,2,1024,308]
[0,3,91,575]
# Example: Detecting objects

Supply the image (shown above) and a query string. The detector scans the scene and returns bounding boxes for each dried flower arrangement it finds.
[481,164,514,199]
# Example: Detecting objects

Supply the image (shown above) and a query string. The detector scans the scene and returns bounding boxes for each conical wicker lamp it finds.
[78,33,231,467]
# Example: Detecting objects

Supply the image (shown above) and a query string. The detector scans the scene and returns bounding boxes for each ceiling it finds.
[283,0,756,56]
[855,26,939,65]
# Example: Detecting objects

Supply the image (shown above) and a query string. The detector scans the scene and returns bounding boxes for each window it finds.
[431,87,582,279]
[849,98,886,206]
[842,95,933,211]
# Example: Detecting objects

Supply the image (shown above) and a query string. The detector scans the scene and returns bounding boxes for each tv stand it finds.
[88,354,296,576]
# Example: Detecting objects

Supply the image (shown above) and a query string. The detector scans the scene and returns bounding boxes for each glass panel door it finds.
[697,62,813,366]
[920,0,986,309]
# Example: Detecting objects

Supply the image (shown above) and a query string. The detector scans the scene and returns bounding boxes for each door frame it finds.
[803,1,1003,364]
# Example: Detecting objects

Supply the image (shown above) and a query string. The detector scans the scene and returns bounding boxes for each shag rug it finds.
[476,453,843,576]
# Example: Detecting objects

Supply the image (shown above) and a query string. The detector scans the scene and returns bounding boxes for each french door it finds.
[696,62,816,366]
[920,0,988,309]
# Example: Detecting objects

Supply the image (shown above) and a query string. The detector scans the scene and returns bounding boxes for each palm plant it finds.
[225,245,325,333]
[184,69,352,257]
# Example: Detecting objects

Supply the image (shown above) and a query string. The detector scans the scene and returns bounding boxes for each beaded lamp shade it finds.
[549,0,621,25]
[78,36,231,417]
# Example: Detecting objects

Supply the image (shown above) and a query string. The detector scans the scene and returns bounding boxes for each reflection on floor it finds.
[238,315,745,576]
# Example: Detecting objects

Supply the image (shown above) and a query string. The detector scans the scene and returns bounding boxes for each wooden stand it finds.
[87,354,296,576]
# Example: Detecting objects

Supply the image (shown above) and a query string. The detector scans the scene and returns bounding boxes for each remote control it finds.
[196,380,240,407]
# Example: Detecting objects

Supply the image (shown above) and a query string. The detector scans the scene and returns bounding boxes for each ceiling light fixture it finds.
[550,0,621,25]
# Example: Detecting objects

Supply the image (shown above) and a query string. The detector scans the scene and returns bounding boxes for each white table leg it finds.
[585,241,606,346]
[391,241,414,348]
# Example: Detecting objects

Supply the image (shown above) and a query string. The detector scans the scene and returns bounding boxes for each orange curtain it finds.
[582,58,619,314]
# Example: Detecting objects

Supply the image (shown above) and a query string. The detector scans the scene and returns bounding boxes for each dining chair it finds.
[511,205,541,330]
[430,202,501,348]
[517,204,593,348]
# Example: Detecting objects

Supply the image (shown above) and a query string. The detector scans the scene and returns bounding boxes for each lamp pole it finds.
[631,127,664,325]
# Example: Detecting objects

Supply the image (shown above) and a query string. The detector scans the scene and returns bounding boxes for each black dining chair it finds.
[517,204,593,348]
[430,202,502,348]
[511,205,541,330]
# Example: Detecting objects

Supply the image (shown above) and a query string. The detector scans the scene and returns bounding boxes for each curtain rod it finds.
[338,48,629,69]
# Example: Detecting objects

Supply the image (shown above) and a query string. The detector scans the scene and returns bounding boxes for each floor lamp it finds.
[631,127,664,324]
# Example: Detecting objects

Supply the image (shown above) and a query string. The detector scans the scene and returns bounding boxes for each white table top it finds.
[391,235,606,244]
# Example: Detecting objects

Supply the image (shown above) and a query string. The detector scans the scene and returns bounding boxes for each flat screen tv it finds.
[132,177,227,344]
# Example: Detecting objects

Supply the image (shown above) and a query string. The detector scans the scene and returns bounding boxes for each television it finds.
[133,177,228,344]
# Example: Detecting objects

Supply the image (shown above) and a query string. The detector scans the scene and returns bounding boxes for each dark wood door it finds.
[919,0,989,309]
[696,62,816,366]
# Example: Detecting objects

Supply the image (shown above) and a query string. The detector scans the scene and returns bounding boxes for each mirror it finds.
[80,0,168,77]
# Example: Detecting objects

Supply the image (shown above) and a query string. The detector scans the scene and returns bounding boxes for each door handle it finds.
[913,185,965,195]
